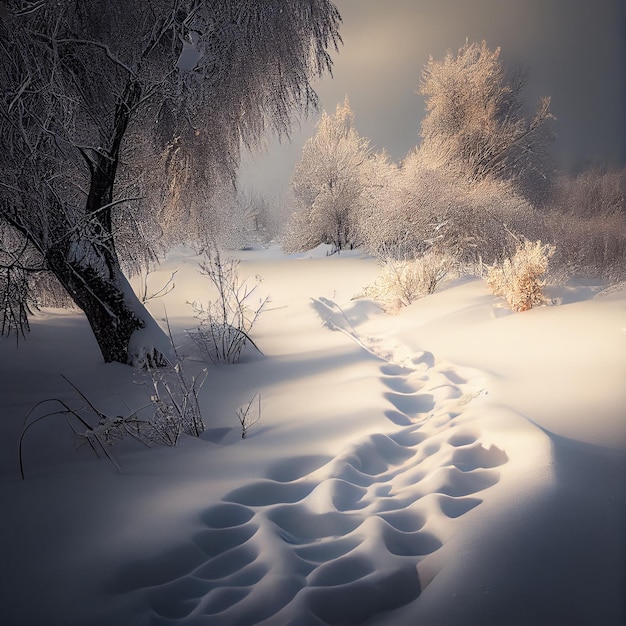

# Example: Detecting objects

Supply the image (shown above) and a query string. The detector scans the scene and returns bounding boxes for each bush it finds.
[146,355,206,444]
[187,246,268,364]
[487,239,555,312]
[19,349,206,477]
[357,252,454,309]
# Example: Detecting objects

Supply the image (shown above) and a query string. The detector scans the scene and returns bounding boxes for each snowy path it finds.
[108,284,550,625]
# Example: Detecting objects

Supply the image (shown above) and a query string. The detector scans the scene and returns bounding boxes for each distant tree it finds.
[0,0,341,364]
[546,166,626,280]
[359,42,553,265]
[235,189,278,245]
[419,41,554,200]
[199,187,281,251]
[358,148,543,265]
[353,150,405,257]
[285,98,370,253]
[550,166,626,219]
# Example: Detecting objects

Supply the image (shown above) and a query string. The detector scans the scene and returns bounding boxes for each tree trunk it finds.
[46,243,170,366]
[47,78,171,366]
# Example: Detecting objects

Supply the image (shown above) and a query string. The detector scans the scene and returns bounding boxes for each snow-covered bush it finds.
[356,151,458,260]
[487,239,555,312]
[445,178,545,264]
[354,152,428,260]
[358,252,454,309]
[187,247,267,364]
[146,358,206,444]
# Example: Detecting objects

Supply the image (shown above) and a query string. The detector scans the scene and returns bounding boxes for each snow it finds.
[1,245,624,626]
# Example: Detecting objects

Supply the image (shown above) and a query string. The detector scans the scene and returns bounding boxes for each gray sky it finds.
[240,0,625,194]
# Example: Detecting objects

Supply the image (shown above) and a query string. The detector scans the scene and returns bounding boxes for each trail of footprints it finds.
[121,353,508,625]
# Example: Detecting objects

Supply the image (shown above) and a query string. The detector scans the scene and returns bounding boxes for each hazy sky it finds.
[240,0,625,193]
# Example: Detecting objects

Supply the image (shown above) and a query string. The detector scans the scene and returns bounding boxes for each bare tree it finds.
[285,98,370,253]
[419,40,554,199]
[0,0,341,364]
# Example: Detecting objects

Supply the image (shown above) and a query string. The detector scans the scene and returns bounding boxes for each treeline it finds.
[283,41,626,284]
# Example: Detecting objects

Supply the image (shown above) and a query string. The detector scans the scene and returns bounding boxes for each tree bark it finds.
[45,243,169,366]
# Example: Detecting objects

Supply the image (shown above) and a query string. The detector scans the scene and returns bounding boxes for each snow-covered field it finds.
[1,245,624,626]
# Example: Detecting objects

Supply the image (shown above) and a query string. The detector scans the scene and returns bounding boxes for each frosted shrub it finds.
[147,357,206,444]
[359,252,453,309]
[487,240,555,312]
[359,149,541,267]
[19,350,206,477]
[188,247,268,364]
[188,322,251,365]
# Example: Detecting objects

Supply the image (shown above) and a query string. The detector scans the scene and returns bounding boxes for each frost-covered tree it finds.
[285,98,370,253]
[359,148,543,265]
[546,166,626,280]
[419,41,554,199]
[355,148,463,260]
[353,150,416,258]
[0,0,341,364]
[233,189,280,246]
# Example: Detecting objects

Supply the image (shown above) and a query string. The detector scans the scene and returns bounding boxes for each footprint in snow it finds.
[117,328,509,625]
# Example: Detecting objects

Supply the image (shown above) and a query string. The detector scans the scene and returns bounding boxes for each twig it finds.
[236,394,261,439]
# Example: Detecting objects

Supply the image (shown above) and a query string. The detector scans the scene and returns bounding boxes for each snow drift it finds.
[1,246,624,625]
